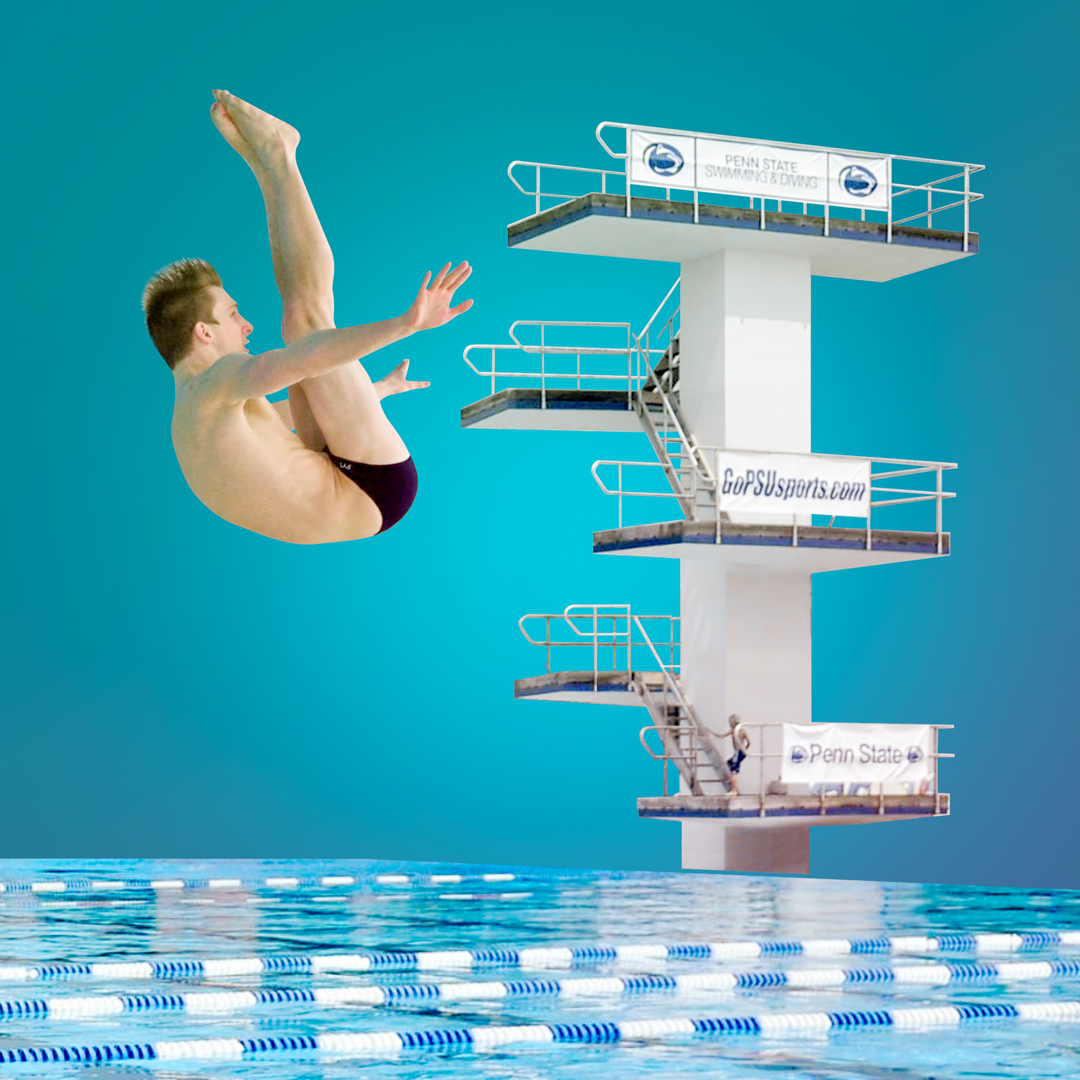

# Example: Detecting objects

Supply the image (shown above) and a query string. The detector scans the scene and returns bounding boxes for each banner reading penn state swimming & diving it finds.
[717,451,870,518]
[696,138,827,202]
[781,724,933,786]
[628,129,890,211]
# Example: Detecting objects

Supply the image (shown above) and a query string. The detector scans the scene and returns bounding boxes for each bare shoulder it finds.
[175,354,252,415]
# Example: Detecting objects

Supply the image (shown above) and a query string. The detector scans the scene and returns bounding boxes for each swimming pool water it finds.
[0,859,1078,1077]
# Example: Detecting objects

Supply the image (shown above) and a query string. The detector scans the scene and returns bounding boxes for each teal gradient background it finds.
[2,1,1076,886]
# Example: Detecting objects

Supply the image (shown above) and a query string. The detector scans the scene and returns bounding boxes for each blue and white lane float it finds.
[0,931,1076,983]
[3,959,1080,1021]
[1,1001,1079,1064]
[0,873,520,895]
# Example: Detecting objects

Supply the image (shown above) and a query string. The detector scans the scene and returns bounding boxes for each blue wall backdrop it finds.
[2,0,1077,886]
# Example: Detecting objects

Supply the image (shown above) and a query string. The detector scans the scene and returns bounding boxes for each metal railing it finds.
[628,283,722,519]
[518,605,679,680]
[463,321,664,408]
[593,450,957,554]
[518,606,733,794]
[507,121,983,251]
[463,276,685,407]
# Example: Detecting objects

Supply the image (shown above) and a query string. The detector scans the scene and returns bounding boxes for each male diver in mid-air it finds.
[143,90,472,543]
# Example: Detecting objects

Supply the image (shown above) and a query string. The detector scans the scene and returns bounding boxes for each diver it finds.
[143,90,472,543]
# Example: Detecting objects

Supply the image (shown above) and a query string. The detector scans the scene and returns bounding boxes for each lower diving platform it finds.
[638,791,948,826]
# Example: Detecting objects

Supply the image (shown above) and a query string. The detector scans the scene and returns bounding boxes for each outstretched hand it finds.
[405,261,473,332]
[375,359,430,401]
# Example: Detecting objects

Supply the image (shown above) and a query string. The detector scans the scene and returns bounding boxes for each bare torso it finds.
[171,372,382,545]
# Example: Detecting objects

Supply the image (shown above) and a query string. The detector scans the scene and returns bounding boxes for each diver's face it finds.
[206,286,253,355]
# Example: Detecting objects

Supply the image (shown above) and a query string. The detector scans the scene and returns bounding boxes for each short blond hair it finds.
[142,258,222,368]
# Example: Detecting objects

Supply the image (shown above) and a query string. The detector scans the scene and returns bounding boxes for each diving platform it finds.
[515,670,660,707]
[508,193,978,282]
[637,792,948,826]
[594,520,949,572]
[461,388,641,432]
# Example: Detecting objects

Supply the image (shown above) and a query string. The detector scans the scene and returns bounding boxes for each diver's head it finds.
[142,258,250,369]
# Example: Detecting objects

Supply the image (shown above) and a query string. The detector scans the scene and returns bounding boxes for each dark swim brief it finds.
[326,452,418,533]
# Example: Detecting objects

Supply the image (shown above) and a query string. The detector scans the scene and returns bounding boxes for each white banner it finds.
[828,153,890,210]
[781,724,933,785]
[628,129,890,211]
[696,138,827,200]
[629,130,696,186]
[717,451,870,518]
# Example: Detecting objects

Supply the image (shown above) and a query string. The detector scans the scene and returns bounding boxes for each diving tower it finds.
[462,122,978,875]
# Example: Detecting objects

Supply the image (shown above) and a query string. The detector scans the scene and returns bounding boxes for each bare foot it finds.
[209,97,263,177]
[375,359,430,401]
[211,89,300,169]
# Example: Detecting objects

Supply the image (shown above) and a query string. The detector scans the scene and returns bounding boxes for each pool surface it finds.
[0,859,1079,1077]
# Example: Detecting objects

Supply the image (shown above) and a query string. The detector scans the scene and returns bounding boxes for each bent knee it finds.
[282,300,335,344]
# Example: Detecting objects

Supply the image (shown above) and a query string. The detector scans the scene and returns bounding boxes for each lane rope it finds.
[0,873,522,896]
[1,1000,1078,1064]
[2,958,1079,1022]
[1,931,1076,984]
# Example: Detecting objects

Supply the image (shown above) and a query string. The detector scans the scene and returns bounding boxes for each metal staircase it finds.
[633,333,719,524]
[633,669,732,797]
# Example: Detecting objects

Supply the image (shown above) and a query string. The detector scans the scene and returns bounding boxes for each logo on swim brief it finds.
[338,461,351,470]
[839,163,878,198]
[644,142,685,177]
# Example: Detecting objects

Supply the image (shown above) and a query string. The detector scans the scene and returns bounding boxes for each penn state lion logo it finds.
[839,163,878,198]
[644,142,684,177]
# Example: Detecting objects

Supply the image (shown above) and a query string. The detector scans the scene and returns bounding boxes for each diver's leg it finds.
[211,90,407,464]
[211,90,329,449]
[213,90,410,464]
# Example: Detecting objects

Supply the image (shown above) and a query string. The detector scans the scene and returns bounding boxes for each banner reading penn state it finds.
[717,451,870,518]
[628,129,890,211]
[781,724,934,785]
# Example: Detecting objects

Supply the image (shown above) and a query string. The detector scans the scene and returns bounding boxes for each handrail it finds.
[631,616,733,794]
[508,160,625,216]
[517,606,679,680]
[463,320,660,404]
[508,320,632,347]
[637,278,681,342]
[511,122,983,246]
[594,450,957,552]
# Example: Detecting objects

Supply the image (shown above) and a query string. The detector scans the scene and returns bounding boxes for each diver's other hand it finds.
[405,261,473,332]
[375,359,431,400]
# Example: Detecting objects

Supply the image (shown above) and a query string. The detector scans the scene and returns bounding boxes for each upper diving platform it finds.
[506,121,983,282]
[508,194,977,282]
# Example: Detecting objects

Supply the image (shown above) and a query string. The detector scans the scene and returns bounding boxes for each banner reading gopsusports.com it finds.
[628,129,891,211]
[781,724,934,786]
[717,451,871,518]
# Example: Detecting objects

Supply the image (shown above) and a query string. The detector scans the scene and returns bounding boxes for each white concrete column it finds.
[682,821,810,874]
[676,248,815,875]
[680,249,811,453]
[680,566,812,779]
